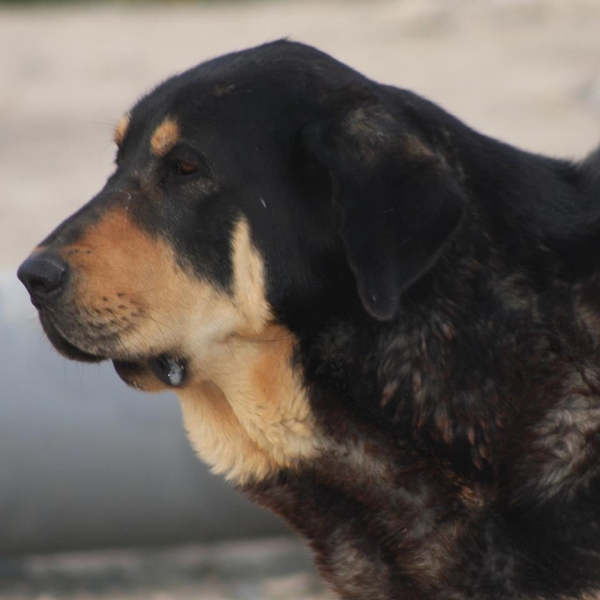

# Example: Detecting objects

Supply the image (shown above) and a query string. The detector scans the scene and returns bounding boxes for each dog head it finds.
[17,40,466,480]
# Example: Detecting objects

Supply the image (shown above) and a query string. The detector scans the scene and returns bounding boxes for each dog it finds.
[17,40,600,599]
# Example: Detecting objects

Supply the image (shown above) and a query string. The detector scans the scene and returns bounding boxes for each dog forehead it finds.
[124,39,371,147]
[128,56,316,140]
[125,86,241,154]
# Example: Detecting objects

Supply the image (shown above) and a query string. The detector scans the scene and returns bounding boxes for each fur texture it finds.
[17,41,600,599]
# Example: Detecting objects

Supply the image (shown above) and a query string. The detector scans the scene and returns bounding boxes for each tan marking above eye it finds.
[150,117,180,157]
[114,113,130,147]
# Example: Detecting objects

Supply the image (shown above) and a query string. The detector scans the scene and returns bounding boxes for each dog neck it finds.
[175,323,323,484]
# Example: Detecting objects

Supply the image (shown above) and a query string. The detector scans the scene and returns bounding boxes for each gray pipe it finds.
[0,274,289,555]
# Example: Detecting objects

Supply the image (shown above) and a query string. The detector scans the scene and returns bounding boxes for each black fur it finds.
[18,41,600,599]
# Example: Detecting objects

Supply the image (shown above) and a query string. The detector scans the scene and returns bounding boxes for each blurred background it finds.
[1,0,599,598]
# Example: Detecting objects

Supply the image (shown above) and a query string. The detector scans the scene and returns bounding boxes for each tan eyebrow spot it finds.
[150,117,180,157]
[114,113,130,147]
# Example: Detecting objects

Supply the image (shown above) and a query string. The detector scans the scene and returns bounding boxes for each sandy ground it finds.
[0,538,329,600]
[1,0,600,598]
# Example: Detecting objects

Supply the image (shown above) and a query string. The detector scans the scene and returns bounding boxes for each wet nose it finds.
[17,253,69,306]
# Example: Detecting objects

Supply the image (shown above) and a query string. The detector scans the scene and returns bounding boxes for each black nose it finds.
[17,253,69,306]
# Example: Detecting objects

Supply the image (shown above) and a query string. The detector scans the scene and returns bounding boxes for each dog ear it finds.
[303,107,466,320]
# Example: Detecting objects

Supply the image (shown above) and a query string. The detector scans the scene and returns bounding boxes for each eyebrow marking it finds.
[114,113,130,147]
[150,117,180,157]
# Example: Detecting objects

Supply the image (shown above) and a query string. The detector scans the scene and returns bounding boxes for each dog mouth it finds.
[39,312,188,389]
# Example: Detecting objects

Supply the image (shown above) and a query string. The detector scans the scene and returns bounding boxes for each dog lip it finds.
[39,311,106,363]
[59,341,105,363]
[28,294,43,310]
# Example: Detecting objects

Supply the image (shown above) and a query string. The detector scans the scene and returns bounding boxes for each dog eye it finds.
[174,160,198,176]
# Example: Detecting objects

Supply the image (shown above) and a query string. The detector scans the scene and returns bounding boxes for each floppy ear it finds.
[303,107,466,320]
